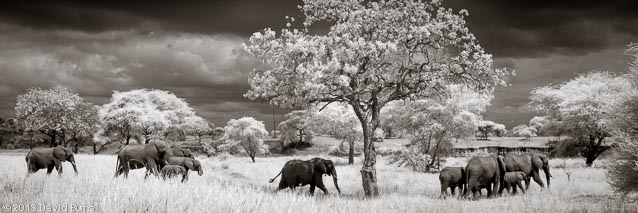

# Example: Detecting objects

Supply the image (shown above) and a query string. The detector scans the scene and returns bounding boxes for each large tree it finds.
[98,89,197,144]
[244,0,506,196]
[15,86,97,147]
[529,71,633,166]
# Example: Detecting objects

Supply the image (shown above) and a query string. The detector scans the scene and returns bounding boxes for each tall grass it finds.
[0,154,633,212]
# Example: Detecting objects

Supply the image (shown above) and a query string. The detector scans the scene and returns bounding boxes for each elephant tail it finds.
[269,170,283,183]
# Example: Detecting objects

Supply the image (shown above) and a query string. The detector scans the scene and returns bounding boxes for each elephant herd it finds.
[25,142,203,182]
[439,153,552,198]
[24,142,550,198]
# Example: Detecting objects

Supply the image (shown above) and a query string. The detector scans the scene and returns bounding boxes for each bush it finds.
[6,143,15,150]
[387,149,433,173]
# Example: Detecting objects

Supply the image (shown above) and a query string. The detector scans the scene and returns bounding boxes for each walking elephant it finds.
[501,153,551,191]
[161,165,188,182]
[439,167,466,196]
[503,171,527,194]
[464,155,506,197]
[269,158,341,195]
[114,142,169,178]
[26,146,78,176]
[166,156,203,181]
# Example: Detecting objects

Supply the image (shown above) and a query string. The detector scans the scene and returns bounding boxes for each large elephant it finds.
[464,155,506,197]
[501,153,551,191]
[166,156,204,180]
[114,142,169,178]
[26,146,78,176]
[269,158,341,195]
[439,167,466,196]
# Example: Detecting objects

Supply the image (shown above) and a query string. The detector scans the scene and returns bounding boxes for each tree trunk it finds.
[584,136,605,167]
[353,104,380,197]
[250,154,255,163]
[93,143,97,154]
[126,135,131,145]
[348,139,355,165]
[48,130,57,147]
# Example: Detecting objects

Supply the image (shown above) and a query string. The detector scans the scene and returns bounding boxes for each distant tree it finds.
[529,71,633,166]
[476,120,496,140]
[224,117,269,163]
[278,110,315,148]
[386,85,490,171]
[512,124,537,140]
[311,103,362,164]
[182,116,213,143]
[15,86,96,147]
[243,0,507,196]
[492,123,507,137]
[97,89,196,144]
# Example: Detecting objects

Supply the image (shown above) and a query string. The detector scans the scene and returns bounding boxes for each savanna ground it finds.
[1,137,635,212]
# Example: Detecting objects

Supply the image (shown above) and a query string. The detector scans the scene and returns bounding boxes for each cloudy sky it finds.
[0,0,636,130]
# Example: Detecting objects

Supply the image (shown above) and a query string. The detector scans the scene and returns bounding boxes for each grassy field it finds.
[0,152,634,212]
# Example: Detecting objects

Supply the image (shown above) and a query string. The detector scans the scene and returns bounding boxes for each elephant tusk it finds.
[71,161,76,166]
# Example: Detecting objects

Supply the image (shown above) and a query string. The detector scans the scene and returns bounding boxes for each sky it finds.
[0,0,636,130]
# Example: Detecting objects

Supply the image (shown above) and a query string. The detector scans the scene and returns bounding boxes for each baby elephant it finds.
[161,165,188,182]
[503,171,527,194]
[165,157,203,182]
[439,167,466,196]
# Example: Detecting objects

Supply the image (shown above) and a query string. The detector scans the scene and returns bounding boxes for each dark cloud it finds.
[0,0,636,130]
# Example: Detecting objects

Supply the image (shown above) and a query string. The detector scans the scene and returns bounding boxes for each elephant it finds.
[166,156,203,181]
[439,167,466,196]
[114,142,169,178]
[167,147,194,159]
[26,146,78,176]
[501,153,551,192]
[503,171,527,194]
[160,165,188,182]
[464,155,506,197]
[269,157,341,195]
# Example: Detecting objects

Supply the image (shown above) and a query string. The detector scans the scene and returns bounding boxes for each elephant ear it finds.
[314,159,327,174]
[53,147,66,160]
[184,159,196,170]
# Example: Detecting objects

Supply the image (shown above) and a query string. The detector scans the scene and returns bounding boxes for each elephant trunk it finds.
[70,155,78,175]
[198,169,203,176]
[331,169,341,194]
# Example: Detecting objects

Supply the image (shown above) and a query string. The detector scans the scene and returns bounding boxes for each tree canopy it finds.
[244,0,507,196]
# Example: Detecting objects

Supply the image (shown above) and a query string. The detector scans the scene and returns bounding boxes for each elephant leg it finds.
[277,180,287,191]
[123,160,130,178]
[525,176,531,190]
[309,184,316,196]
[54,160,63,175]
[450,185,457,195]
[531,171,545,188]
[441,185,448,196]
[512,184,517,194]
[46,164,54,175]
[517,181,526,193]
[316,182,328,194]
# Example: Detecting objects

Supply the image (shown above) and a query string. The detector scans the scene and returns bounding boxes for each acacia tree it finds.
[529,72,633,166]
[244,0,506,196]
[387,85,489,171]
[15,86,96,147]
[224,117,269,163]
[182,116,213,143]
[311,103,362,164]
[278,110,315,148]
[512,124,536,140]
[98,89,196,144]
